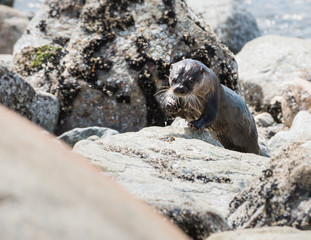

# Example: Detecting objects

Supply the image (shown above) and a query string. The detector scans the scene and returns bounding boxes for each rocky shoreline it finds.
[0,0,311,239]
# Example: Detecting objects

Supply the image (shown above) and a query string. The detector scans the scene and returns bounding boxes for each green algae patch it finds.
[32,44,62,68]
[14,44,66,77]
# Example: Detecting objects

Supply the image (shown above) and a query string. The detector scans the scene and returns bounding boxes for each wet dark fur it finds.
[162,59,264,156]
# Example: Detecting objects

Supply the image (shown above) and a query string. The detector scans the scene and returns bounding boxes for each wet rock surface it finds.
[186,0,260,54]
[0,65,59,132]
[13,0,238,135]
[228,111,311,230]
[0,5,29,54]
[73,123,269,239]
[237,35,311,121]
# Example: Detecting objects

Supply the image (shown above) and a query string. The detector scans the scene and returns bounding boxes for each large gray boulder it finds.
[0,65,59,132]
[207,227,311,240]
[74,123,269,239]
[0,5,29,54]
[0,105,189,240]
[186,0,260,54]
[13,0,238,135]
[237,35,311,120]
[228,113,311,229]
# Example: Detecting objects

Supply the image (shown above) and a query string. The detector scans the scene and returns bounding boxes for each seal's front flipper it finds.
[188,119,205,130]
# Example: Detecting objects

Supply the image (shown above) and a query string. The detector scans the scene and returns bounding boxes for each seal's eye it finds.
[188,77,194,87]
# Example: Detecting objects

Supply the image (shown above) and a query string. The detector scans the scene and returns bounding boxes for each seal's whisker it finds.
[154,88,169,97]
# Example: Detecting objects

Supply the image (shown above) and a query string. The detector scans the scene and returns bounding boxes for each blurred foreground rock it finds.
[0,65,59,132]
[0,104,189,240]
[186,0,260,54]
[0,5,29,54]
[74,122,269,239]
[206,227,311,240]
[228,111,311,230]
[237,35,311,121]
[13,0,238,135]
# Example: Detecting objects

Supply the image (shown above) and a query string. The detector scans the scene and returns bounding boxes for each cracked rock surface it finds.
[73,122,268,239]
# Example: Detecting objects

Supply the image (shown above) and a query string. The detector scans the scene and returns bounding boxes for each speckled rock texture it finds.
[281,79,311,127]
[13,0,238,135]
[0,65,59,132]
[185,0,260,54]
[206,227,311,240]
[228,112,311,230]
[73,123,269,240]
[237,35,311,121]
[0,105,190,240]
[58,126,119,147]
[0,5,29,54]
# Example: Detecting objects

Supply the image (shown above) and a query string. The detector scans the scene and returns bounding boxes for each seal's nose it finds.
[174,86,186,95]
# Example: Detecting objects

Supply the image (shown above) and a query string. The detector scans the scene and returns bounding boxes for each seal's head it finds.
[169,59,207,97]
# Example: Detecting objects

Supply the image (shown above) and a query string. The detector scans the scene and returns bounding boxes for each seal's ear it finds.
[200,67,206,74]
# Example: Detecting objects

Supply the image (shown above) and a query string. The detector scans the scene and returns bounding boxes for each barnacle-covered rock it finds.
[13,0,238,134]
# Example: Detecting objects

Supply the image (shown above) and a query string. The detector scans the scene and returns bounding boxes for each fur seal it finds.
[162,59,265,156]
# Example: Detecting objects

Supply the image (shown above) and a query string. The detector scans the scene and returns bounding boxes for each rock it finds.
[237,35,311,116]
[0,65,59,132]
[58,126,119,147]
[282,79,311,127]
[0,0,13,7]
[13,0,238,135]
[0,105,189,240]
[206,226,311,240]
[171,117,223,147]
[185,0,260,54]
[268,111,311,156]
[73,124,269,239]
[254,112,274,127]
[0,5,29,54]
[228,119,311,229]
[0,54,13,68]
